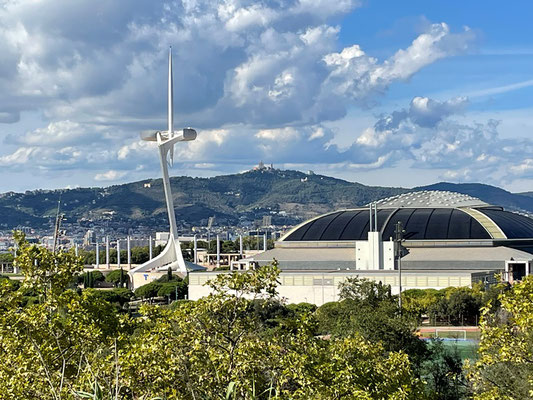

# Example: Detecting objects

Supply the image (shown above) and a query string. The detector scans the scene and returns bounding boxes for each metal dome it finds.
[281,191,533,242]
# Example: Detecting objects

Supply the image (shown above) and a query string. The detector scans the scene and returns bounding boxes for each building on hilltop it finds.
[189,190,533,305]
[253,161,274,171]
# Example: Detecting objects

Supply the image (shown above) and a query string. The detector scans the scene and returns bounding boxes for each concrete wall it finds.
[131,271,166,289]
[188,270,475,306]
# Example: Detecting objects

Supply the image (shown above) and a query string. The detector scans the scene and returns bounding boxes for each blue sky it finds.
[1,0,533,192]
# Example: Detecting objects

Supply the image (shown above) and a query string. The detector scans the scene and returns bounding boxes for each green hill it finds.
[0,169,407,230]
[1,169,532,231]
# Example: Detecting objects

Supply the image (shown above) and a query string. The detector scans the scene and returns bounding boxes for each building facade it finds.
[189,191,533,305]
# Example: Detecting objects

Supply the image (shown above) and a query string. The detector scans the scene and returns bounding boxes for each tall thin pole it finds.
[374,203,378,232]
[263,234,267,251]
[117,239,121,268]
[239,235,243,257]
[75,243,79,257]
[399,253,402,310]
[168,47,173,135]
[96,242,99,268]
[52,197,62,254]
[395,221,404,311]
[127,236,131,267]
[106,236,110,267]
[149,236,153,260]
[369,204,373,232]
[216,235,220,268]
[193,234,197,264]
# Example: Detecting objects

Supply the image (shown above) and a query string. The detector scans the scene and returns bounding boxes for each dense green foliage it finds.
[402,284,504,325]
[469,276,533,399]
[1,234,531,399]
[105,268,129,287]
[0,235,425,399]
[133,273,188,302]
[78,270,105,288]
[0,252,14,262]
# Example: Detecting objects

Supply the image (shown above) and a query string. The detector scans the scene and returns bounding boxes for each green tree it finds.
[157,280,188,302]
[134,281,162,299]
[105,268,129,288]
[318,278,428,370]
[118,265,423,399]
[131,246,149,264]
[428,287,482,326]
[94,288,134,309]
[0,252,14,262]
[422,340,469,399]
[469,276,533,399]
[0,232,125,398]
[79,270,105,288]
[0,237,425,399]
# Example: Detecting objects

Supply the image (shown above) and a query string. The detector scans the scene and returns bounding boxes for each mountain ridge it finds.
[0,169,531,232]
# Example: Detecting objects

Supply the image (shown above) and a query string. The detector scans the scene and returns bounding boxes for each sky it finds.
[1,0,533,193]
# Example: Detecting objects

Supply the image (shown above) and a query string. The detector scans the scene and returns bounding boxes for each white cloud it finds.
[321,23,474,105]
[94,170,127,181]
[0,2,473,129]
[0,1,482,189]
[5,120,110,146]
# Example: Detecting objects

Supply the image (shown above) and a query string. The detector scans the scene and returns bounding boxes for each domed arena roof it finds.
[281,191,533,242]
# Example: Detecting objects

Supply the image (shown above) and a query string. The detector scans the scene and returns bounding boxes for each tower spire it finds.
[168,46,174,136]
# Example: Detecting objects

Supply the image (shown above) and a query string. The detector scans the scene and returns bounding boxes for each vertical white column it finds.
[75,243,79,257]
[127,236,131,268]
[117,239,121,268]
[193,234,197,264]
[106,236,110,267]
[96,242,100,268]
[369,204,373,232]
[263,234,267,251]
[216,235,220,268]
[239,235,243,257]
[149,236,153,260]
[374,203,378,232]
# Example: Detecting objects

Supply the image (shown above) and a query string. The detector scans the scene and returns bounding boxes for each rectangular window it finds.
[428,276,438,287]
[449,276,460,286]
[303,276,313,286]
[416,276,427,287]
[283,276,294,286]
[438,277,449,287]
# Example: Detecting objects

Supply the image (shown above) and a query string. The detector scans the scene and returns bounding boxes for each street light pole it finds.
[394,221,405,312]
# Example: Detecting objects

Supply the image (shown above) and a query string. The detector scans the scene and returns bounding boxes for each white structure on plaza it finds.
[129,47,199,288]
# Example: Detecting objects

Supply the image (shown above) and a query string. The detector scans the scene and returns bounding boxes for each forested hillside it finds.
[1,168,532,231]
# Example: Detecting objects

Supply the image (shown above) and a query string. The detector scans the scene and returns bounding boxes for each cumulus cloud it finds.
[321,23,473,106]
[0,120,131,172]
[344,97,533,184]
[94,170,127,181]
[5,120,112,146]
[0,0,481,187]
[0,1,473,129]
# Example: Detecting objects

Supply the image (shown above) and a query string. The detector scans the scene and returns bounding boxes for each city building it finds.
[83,229,96,246]
[189,191,533,305]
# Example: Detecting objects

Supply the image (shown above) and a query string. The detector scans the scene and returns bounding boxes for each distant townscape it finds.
[2,163,533,255]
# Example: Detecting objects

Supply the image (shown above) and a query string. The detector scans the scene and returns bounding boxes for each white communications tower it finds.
[130,47,197,282]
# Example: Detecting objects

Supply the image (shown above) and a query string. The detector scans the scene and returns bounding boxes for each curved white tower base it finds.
[129,47,197,288]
